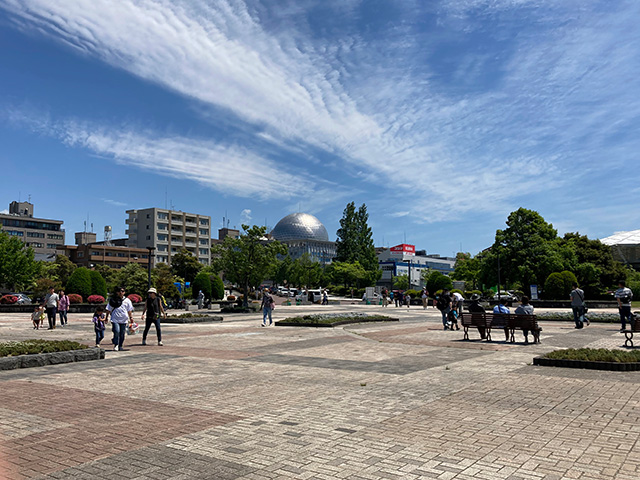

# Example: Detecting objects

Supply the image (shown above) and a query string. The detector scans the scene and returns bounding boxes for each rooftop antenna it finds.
[165,186,168,209]
[28,194,31,203]
[404,231,406,244]
[84,220,87,232]
[104,225,112,246]
[91,223,94,233]
[18,191,21,202]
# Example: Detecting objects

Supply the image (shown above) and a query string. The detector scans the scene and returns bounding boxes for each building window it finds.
[158,223,167,230]
[199,239,208,245]
[199,248,208,255]
[146,235,151,240]
[28,232,45,238]
[6,230,23,236]
[199,229,208,235]
[199,219,209,225]
[47,233,63,240]
[157,234,168,241]
[78,251,84,258]
[146,225,149,229]
[157,212,168,220]
[146,214,150,219]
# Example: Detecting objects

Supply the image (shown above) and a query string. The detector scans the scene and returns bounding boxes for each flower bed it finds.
[0,295,18,304]
[128,294,142,303]
[276,313,399,327]
[536,311,621,323]
[87,295,105,304]
[533,348,640,371]
[164,313,223,324]
[68,294,83,304]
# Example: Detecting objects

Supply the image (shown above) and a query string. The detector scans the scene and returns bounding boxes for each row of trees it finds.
[453,208,637,299]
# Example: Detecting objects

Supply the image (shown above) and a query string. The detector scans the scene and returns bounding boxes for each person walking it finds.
[322,290,328,305]
[421,289,429,309]
[105,287,134,351]
[615,280,634,332]
[197,290,205,309]
[93,306,106,348]
[141,288,165,346]
[44,286,59,330]
[58,289,70,327]
[570,283,587,329]
[436,289,452,329]
[261,289,275,327]
[451,291,464,318]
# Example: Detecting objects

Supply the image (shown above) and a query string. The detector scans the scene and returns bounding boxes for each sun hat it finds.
[470,293,480,301]
[148,288,157,294]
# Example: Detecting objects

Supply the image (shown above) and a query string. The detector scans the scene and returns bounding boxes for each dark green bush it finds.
[66,267,92,299]
[544,271,577,299]
[89,270,107,297]
[211,275,225,300]
[191,272,212,299]
[0,339,88,357]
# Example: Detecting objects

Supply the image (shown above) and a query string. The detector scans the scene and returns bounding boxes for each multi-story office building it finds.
[0,201,65,260]
[125,208,211,265]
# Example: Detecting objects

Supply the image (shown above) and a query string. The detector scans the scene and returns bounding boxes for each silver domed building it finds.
[271,213,335,264]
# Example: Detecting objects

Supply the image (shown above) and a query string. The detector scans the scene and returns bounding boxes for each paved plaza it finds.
[0,303,639,480]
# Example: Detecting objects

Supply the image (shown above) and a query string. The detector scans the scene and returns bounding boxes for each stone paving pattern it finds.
[0,303,638,479]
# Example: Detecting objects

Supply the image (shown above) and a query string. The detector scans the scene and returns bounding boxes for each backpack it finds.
[437,295,449,311]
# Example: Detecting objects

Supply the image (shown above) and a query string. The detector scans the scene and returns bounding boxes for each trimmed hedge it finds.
[543,348,640,363]
[0,339,89,357]
[87,295,105,304]
[66,267,92,299]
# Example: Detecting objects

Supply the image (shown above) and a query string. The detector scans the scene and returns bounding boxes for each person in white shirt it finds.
[105,287,134,351]
[44,287,59,330]
[615,280,634,331]
[451,291,464,317]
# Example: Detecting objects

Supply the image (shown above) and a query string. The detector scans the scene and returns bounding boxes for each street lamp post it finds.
[146,246,155,290]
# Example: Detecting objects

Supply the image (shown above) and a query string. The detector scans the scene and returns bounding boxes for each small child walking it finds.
[32,305,45,329]
[93,306,106,348]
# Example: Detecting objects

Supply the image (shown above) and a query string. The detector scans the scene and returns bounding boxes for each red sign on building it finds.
[390,244,415,256]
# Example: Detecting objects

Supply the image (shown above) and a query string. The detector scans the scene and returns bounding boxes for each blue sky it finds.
[1,0,639,257]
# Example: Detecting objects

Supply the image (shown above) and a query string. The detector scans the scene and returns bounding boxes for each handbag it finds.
[127,322,139,335]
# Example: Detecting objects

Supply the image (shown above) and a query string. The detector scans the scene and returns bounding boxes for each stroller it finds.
[447,309,460,330]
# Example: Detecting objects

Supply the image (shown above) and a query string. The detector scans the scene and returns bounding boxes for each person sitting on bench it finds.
[468,294,486,339]
[515,296,534,343]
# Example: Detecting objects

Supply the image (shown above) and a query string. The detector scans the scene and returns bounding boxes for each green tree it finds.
[192,271,212,299]
[53,255,77,286]
[482,208,564,296]
[89,270,107,297]
[113,262,148,297]
[290,253,322,288]
[453,253,481,290]
[393,274,409,290]
[425,270,452,294]
[33,277,62,300]
[153,263,179,298]
[272,256,293,287]
[0,230,38,291]
[328,261,368,292]
[94,264,118,293]
[211,275,225,300]
[66,267,92,300]
[212,225,287,307]
[170,249,202,283]
[335,202,380,284]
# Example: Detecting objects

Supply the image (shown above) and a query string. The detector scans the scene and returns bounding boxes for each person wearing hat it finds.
[468,294,487,339]
[141,287,166,346]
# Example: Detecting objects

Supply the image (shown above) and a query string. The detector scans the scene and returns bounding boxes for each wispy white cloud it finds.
[0,209,8,214]
[2,0,639,228]
[101,198,127,207]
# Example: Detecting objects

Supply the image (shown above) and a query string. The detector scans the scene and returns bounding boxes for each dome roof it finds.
[601,230,640,245]
[271,213,329,242]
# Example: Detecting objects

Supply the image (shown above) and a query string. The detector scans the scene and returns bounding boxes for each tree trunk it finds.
[243,279,249,307]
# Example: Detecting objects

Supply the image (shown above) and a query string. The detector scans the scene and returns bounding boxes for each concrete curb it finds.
[0,348,104,370]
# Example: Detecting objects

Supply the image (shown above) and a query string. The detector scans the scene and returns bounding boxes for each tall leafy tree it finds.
[152,262,179,298]
[170,249,203,283]
[53,255,77,286]
[335,202,380,285]
[113,262,149,296]
[212,225,287,306]
[0,230,38,291]
[453,252,481,290]
[481,208,564,296]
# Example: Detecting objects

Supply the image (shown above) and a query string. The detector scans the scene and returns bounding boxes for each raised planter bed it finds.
[533,356,640,371]
[276,313,399,328]
[0,348,104,370]
[533,348,640,371]
[163,315,223,324]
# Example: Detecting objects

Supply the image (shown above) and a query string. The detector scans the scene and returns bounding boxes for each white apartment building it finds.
[125,208,211,265]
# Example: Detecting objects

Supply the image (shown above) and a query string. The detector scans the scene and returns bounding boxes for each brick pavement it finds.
[0,304,638,479]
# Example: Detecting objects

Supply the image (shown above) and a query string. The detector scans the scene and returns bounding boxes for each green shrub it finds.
[450,289,463,296]
[544,270,577,299]
[211,275,225,300]
[68,293,83,304]
[0,339,88,357]
[405,289,421,298]
[191,272,212,299]
[66,267,92,299]
[89,270,107,297]
[544,348,640,363]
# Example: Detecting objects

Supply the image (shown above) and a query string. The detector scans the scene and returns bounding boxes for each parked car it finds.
[9,293,32,305]
[493,291,518,302]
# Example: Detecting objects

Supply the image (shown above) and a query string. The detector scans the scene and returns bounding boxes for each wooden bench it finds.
[460,312,541,344]
[622,318,640,347]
